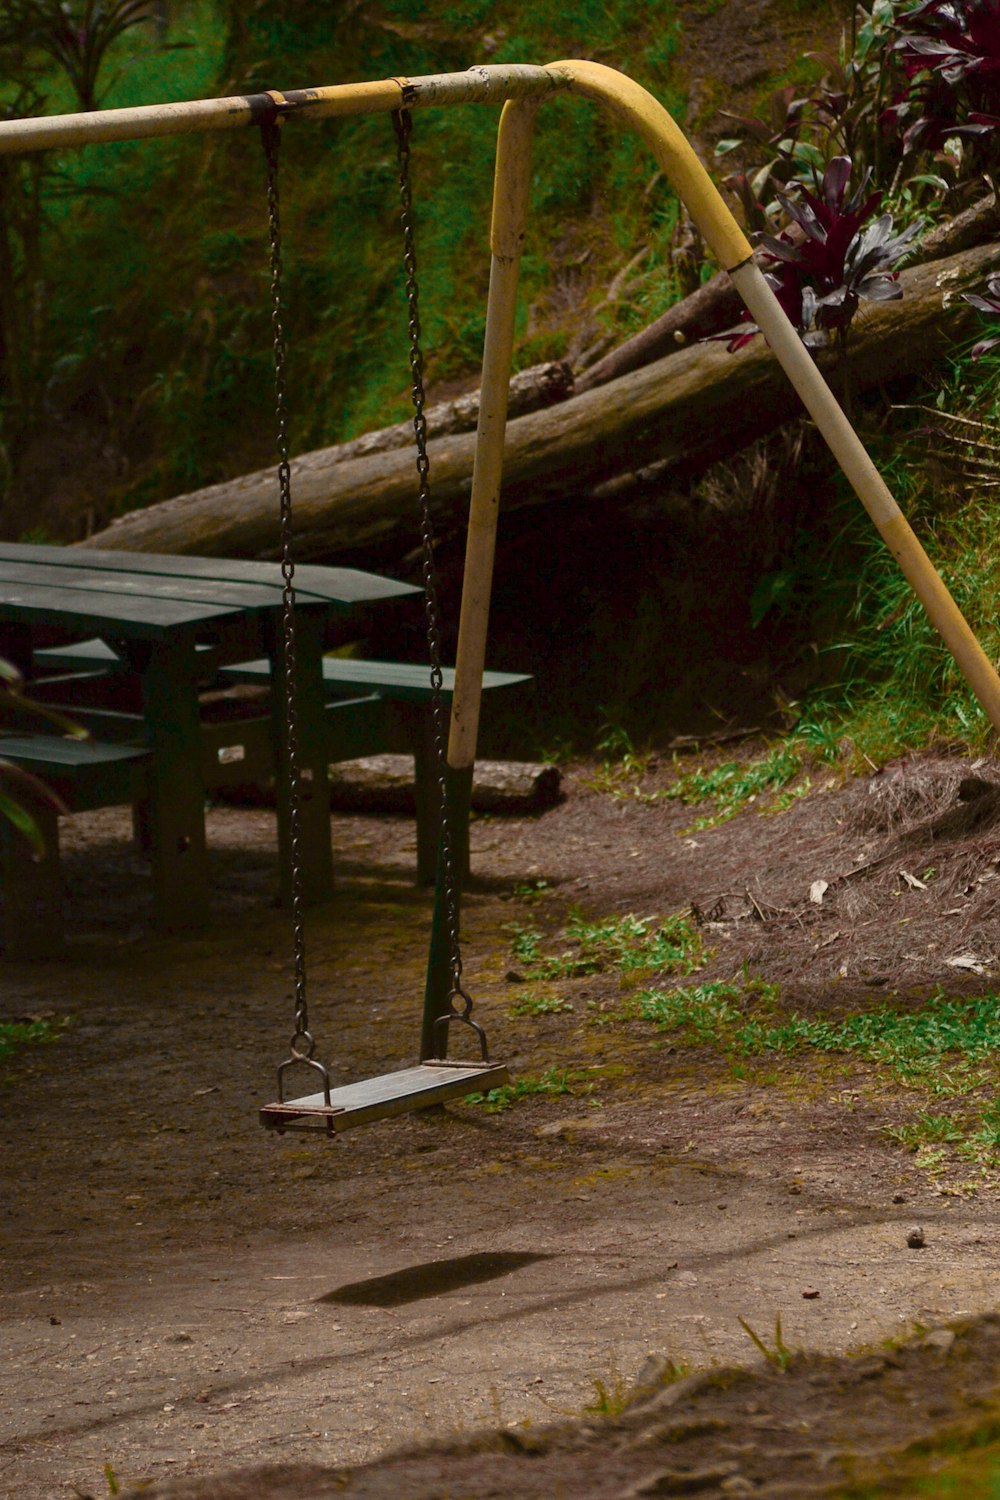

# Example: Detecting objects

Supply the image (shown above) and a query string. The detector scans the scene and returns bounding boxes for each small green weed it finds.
[509,991,574,1017]
[585,1362,632,1418]
[587,724,654,796]
[465,1068,591,1113]
[738,1315,795,1371]
[512,878,552,903]
[619,977,781,1040]
[885,1112,965,1151]
[664,745,806,830]
[0,1016,66,1069]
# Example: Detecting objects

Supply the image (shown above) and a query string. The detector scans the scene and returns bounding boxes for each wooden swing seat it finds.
[259,1059,510,1133]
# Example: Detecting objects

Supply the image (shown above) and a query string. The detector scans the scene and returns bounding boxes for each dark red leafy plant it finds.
[722,156,921,352]
[886,0,1000,154]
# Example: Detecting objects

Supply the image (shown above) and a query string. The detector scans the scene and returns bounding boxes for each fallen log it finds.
[84,239,1000,562]
[217,754,562,815]
[575,266,742,392]
[326,754,562,815]
[330,358,573,463]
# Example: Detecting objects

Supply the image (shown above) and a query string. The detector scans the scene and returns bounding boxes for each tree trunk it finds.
[331,359,573,464]
[83,239,1000,563]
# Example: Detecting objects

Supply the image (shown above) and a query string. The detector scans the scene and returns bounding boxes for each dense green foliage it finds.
[0,0,685,514]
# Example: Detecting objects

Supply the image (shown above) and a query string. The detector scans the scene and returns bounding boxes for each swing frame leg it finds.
[420,100,538,1062]
[421,763,474,1060]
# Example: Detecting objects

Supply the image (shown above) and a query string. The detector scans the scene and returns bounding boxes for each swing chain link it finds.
[392,108,470,1023]
[261,113,312,1060]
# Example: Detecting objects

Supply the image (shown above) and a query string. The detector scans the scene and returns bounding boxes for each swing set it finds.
[4,61,1000,1137]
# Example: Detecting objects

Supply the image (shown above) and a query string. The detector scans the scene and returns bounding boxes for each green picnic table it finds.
[0,543,420,948]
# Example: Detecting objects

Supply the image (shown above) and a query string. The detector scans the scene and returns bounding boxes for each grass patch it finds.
[837,1420,1000,1497]
[589,727,817,829]
[0,1016,67,1071]
[614,978,1000,1170]
[509,991,575,1017]
[663,746,807,829]
[506,908,708,985]
[465,1067,592,1113]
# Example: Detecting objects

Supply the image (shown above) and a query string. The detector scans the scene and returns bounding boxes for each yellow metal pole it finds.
[0,67,561,155]
[731,260,1000,730]
[545,60,753,275]
[421,96,540,1057]
[545,59,1000,735]
[447,98,540,772]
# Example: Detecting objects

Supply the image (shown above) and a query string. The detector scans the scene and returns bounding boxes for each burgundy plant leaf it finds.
[962,270,1000,355]
[961,290,1000,311]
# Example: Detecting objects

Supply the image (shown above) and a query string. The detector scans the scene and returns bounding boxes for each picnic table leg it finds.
[0,624,33,683]
[269,611,333,906]
[391,703,470,888]
[1,800,64,960]
[140,641,209,930]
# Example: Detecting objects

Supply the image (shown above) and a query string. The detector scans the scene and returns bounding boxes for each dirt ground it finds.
[3,748,1000,1498]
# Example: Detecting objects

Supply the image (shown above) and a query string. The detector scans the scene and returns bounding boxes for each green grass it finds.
[835,1425,1000,1498]
[738,1314,795,1371]
[509,991,575,1017]
[0,1016,66,1071]
[662,745,808,829]
[465,1066,592,1112]
[617,979,1000,1169]
[506,908,708,984]
[514,910,1000,1172]
[590,727,815,828]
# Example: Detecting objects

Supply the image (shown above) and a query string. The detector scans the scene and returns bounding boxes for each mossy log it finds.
[83,239,1000,563]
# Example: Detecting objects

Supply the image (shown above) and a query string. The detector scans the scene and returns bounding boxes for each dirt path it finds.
[2,755,1000,1498]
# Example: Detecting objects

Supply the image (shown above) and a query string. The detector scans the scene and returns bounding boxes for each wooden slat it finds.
[33,639,215,673]
[0,732,149,813]
[0,579,241,638]
[0,544,421,608]
[259,1061,510,1132]
[0,558,298,611]
[223,657,532,702]
[0,733,147,771]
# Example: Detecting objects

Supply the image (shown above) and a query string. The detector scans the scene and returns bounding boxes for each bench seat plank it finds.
[0,733,151,958]
[220,656,532,702]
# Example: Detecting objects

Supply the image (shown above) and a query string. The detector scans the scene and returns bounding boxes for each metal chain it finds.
[261,114,312,1061]
[392,108,471,1020]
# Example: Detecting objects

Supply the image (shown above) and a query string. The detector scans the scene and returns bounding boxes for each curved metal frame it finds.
[3,62,995,734]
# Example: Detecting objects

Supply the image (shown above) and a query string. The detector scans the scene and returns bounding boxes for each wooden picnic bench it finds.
[217,657,532,882]
[31,643,531,883]
[0,544,533,952]
[0,733,150,959]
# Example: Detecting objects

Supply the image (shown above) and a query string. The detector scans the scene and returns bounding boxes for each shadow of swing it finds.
[318,1250,554,1308]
